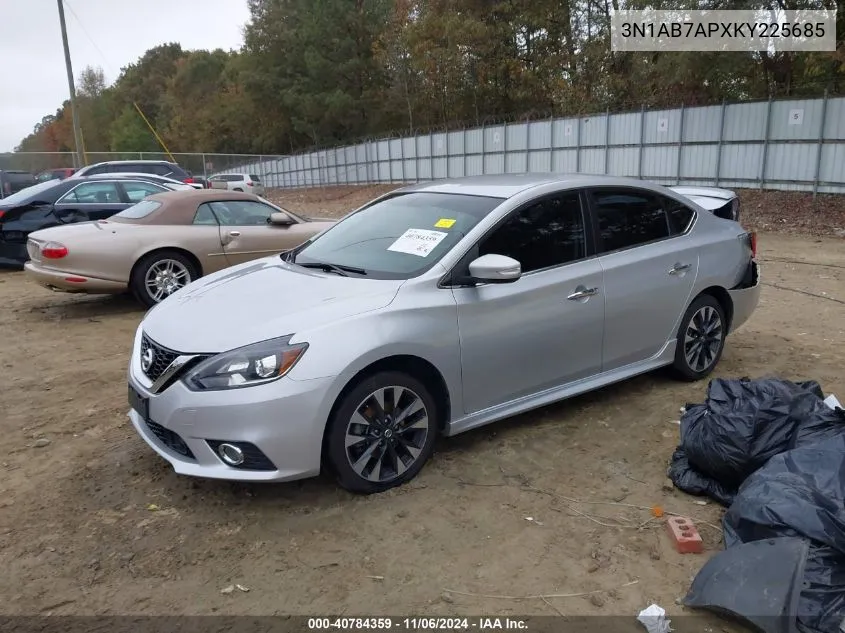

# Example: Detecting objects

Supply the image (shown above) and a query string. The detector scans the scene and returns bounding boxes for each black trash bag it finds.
[723,444,845,633]
[668,377,845,505]
[684,537,809,633]
[667,447,735,506]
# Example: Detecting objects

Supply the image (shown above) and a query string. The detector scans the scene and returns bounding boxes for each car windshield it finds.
[291,192,503,279]
[0,179,59,205]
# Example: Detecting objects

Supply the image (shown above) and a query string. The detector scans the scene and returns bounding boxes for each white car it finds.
[208,174,265,196]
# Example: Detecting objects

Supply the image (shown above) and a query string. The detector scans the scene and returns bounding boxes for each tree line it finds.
[15,0,845,159]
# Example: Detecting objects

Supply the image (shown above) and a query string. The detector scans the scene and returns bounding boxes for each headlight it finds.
[184,336,308,391]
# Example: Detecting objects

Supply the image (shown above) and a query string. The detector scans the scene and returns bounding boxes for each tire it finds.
[130,250,199,308]
[325,371,439,494]
[671,293,727,381]
[233,188,243,192]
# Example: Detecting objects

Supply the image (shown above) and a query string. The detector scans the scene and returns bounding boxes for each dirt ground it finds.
[0,185,843,622]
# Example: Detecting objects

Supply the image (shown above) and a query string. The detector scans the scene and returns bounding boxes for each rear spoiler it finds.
[669,186,740,222]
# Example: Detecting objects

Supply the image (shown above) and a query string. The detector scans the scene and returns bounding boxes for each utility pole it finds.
[57,0,85,168]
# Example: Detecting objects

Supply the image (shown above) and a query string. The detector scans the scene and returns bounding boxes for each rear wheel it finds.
[233,187,243,192]
[325,371,439,494]
[130,250,198,308]
[671,294,727,381]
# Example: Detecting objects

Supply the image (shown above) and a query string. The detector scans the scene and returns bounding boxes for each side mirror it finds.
[269,212,294,226]
[467,254,521,284]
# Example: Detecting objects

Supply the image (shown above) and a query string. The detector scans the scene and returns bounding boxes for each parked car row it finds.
[7,170,761,495]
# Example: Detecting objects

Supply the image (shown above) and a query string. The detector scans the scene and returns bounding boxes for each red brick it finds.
[666,516,703,554]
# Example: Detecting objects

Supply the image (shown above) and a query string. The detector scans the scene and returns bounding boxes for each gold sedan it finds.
[24,189,336,307]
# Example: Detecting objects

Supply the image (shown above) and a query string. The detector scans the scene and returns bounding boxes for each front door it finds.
[588,188,699,371]
[208,199,318,266]
[451,191,605,414]
[53,181,127,222]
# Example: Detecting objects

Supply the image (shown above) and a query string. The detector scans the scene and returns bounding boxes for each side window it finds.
[478,193,586,273]
[209,200,275,226]
[591,189,670,253]
[153,165,174,176]
[110,164,133,173]
[193,203,219,225]
[58,182,121,204]
[85,165,108,175]
[121,180,166,203]
[663,197,696,234]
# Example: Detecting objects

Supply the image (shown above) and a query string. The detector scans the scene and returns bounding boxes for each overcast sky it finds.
[0,0,251,152]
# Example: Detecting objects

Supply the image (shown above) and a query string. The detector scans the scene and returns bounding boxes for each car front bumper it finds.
[127,336,335,483]
[24,261,128,293]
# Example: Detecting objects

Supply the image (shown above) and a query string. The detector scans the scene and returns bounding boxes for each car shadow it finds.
[27,293,143,320]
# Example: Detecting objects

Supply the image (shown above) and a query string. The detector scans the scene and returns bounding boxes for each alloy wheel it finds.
[145,259,191,303]
[344,386,430,484]
[684,305,723,372]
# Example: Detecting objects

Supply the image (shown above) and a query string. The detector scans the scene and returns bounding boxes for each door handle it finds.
[567,285,599,301]
[668,263,691,275]
[229,231,241,237]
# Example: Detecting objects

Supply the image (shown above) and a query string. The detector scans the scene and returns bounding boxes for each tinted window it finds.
[479,193,586,273]
[122,180,166,202]
[84,165,108,175]
[113,200,161,219]
[59,182,121,204]
[0,179,62,204]
[294,192,502,279]
[249,174,261,182]
[591,190,670,253]
[209,200,276,226]
[193,203,219,225]
[664,197,695,234]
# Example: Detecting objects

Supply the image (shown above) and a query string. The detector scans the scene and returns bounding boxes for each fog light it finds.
[217,443,245,466]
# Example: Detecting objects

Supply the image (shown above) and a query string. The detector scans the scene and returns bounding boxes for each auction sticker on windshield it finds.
[387,228,448,257]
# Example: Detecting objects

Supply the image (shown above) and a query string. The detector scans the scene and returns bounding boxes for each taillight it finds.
[0,210,5,219]
[183,178,195,184]
[42,242,68,259]
[748,231,757,258]
[246,181,254,187]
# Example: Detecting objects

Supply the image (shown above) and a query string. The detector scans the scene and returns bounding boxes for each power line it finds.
[62,0,116,76]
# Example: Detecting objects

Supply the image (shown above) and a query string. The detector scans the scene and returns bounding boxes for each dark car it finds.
[36,167,77,182]
[0,170,37,199]
[0,176,179,268]
[74,160,207,188]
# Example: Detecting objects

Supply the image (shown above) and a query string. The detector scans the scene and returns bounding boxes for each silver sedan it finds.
[127,174,761,494]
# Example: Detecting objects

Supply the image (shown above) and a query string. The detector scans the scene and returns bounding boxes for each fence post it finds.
[604,108,610,175]
[445,130,451,178]
[481,123,487,175]
[759,97,773,190]
[638,104,645,179]
[676,103,685,185]
[715,100,726,187]
[400,137,406,183]
[258,154,265,187]
[429,131,434,180]
[813,90,828,198]
[387,138,393,184]
[202,153,207,180]
[502,121,509,174]
[139,152,144,160]
[575,117,581,173]
[463,129,468,177]
[549,114,555,173]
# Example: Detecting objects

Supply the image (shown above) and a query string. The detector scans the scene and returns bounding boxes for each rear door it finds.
[209,199,316,266]
[53,180,127,222]
[588,188,700,371]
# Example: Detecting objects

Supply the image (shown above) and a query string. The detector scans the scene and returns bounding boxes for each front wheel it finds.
[325,371,439,494]
[130,250,198,308]
[671,294,727,381]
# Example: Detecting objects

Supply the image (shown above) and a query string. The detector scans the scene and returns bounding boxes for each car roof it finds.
[395,173,684,199]
[85,160,177,166]
[112,189,264,225]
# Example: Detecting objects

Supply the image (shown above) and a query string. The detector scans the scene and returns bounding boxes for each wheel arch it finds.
[695,285,734,333]
[130,246,204,283]
[321,354,453,451]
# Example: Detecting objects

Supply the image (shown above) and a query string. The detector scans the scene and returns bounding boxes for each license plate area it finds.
[128,385,149,421]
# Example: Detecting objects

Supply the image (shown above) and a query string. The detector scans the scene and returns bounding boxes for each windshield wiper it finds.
[297,261,367,276]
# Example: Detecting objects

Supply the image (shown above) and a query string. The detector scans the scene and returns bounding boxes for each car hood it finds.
[142,257,405,353]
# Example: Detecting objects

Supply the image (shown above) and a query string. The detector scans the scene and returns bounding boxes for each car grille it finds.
[140,334,180,382]
[146,420,195,459]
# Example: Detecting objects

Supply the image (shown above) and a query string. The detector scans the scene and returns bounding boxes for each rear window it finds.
[112,200,162,220]
[249,174,261,182]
